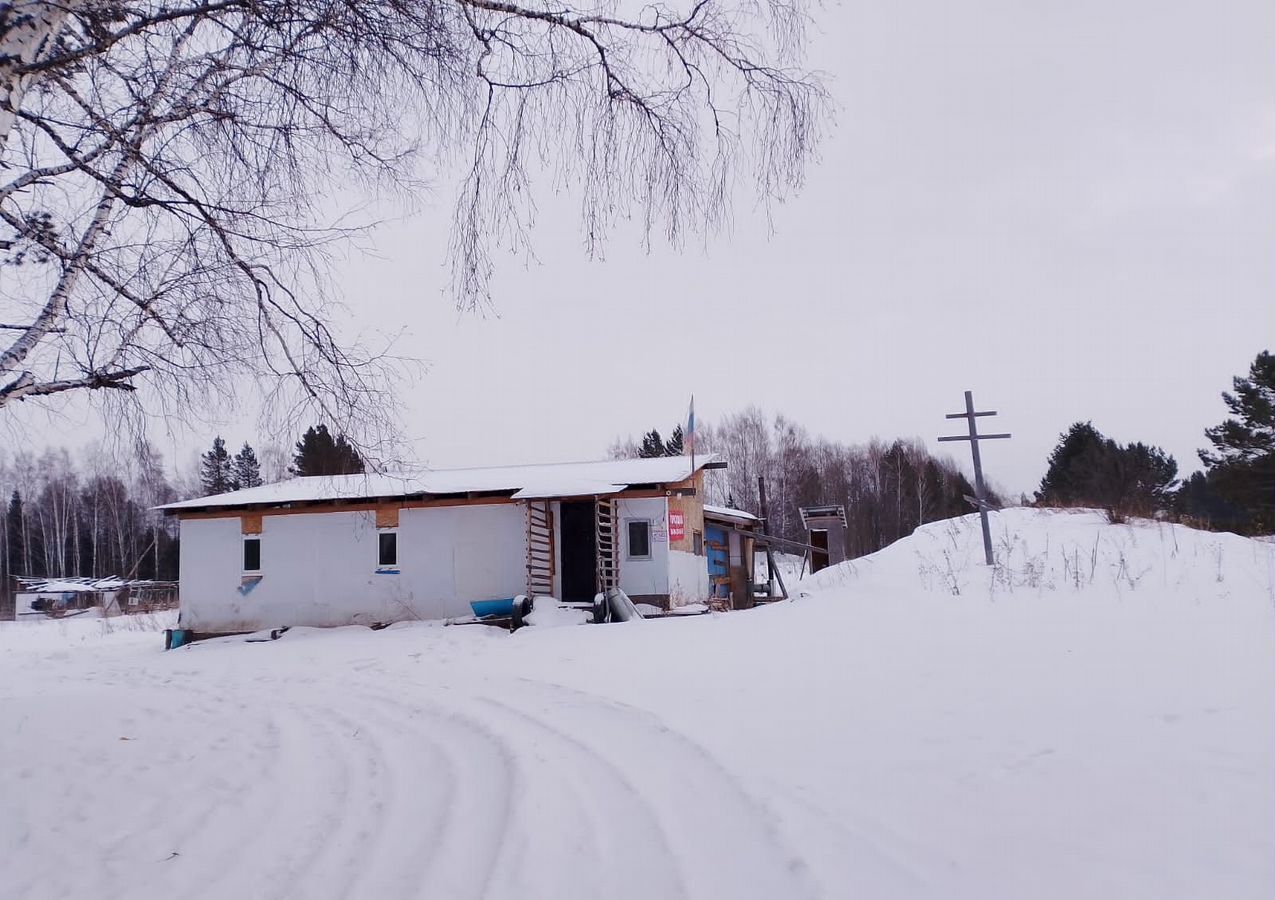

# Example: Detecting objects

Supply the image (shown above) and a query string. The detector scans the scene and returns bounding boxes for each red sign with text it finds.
[668,510,686,542]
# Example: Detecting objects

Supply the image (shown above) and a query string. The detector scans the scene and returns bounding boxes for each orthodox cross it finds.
[937,391,1011,566]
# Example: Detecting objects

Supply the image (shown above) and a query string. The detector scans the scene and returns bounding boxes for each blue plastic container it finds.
[470,598,516,618]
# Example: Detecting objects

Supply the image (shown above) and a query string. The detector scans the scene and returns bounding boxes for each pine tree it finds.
[1175,471,1247,530]
[664,425,685,456]
[199,436,236,495]
[1201,351,1275,466]
[233,443,264,489]
[1035,422,1111,506]
[1036,422,1176,515]
[1117,442,1179,514]
[1199,350,1275,530]
[5,490,23,577]
[290,424,366,476]
[638,429,665,459]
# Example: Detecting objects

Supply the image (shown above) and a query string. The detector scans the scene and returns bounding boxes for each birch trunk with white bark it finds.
[0,0,80,151]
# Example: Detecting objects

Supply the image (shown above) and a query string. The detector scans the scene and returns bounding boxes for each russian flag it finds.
[686,395,696,455]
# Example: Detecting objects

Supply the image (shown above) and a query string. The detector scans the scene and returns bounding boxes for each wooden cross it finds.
[937,390,1011,566]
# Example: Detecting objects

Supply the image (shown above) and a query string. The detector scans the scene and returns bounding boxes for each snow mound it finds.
[803,507,1275,602]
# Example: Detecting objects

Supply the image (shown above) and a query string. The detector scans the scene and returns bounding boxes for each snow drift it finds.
[2,508,1272,900]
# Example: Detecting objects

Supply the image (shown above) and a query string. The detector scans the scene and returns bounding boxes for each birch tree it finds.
[1,0,826,442]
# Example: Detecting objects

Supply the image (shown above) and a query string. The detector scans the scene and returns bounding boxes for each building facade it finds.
[164,457,722,634]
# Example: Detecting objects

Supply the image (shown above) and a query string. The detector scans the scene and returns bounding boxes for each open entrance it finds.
[810,529,830,573]
[559,500,597,602]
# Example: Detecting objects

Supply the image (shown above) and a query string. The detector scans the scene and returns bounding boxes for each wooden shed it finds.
[799,505,849,572]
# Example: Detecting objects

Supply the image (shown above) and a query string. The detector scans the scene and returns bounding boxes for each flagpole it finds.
[689,394,695,472]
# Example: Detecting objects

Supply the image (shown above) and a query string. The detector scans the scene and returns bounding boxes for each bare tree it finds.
[1,0,827,447]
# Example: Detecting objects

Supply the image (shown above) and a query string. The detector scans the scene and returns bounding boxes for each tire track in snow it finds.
[478,679,824,900]
[326,690,522,900]
[305,678,659,900]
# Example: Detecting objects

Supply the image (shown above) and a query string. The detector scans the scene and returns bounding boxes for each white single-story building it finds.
[160,455,727,634]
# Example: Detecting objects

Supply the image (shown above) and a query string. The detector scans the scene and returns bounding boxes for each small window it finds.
[378,531,398,568]
[693,530,703,556]
[243,537,261,572]
[627,520,651,559]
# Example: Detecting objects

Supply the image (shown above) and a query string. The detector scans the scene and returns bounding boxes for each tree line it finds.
[196,423,366,495]
[1035,350,1272,533]
[2,422,368,610]
[1,444,180,597]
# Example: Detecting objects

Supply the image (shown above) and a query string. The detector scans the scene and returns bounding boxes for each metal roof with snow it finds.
[16,576,171,593]
[703,504,759,523]
[159,454,722,512]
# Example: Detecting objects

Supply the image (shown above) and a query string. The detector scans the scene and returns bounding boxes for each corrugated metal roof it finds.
[16,576,172,593]
[158,455,719,512]
[703,504,759,522]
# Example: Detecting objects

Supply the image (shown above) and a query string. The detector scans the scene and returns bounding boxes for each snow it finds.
[3,508,1273,900]
[703,503,758,522]
[523,597,592,628]
[16,575,158,592]
[159,455,720,510]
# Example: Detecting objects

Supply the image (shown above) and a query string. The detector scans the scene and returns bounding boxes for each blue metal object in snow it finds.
[470,598,516,618]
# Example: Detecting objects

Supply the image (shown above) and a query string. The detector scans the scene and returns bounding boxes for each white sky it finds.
[13,0,1275,496]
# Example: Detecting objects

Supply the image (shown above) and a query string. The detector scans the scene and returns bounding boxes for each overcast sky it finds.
[16,0,1275,495]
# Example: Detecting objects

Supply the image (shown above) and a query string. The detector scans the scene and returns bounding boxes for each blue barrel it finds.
[470,598,516,618]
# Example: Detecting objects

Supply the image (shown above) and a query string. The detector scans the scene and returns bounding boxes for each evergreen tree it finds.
[290,424,366,476]
[1036,422,1177,515]
[1175,471,1247,530]
[1199,351,1275,531]
[638,429,665,459]
[199,436,236,495]
[233,443,264,489]
[1035,422,1112,506]
[1201,351,1275,466]
[1116,442,1179,514]
[5,490,23,577]
[664,425,685,456]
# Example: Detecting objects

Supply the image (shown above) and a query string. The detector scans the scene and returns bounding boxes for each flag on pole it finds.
[686,395,696,461]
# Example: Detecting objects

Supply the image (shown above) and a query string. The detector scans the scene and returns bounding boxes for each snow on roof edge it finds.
[158,454,721,512]
[704,504,759,522]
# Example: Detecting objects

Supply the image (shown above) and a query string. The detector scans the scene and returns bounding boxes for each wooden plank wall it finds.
[667,470,705,555]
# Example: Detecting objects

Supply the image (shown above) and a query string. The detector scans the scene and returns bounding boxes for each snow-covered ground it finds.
[3,509,1273,900]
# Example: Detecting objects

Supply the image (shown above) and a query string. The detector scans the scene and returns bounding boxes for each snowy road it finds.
[4,510,1275,900]
[4,625,819,900]
[2,632,816,897]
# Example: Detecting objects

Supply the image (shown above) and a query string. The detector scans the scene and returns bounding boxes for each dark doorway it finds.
[810,529,830,573]
[559,501,597,602]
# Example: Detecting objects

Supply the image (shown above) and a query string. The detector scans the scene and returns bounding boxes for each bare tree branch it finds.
[1,0,827,455]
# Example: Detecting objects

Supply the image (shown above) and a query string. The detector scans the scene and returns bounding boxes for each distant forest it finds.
[1,443,181,590]
[0,424,365,599]
[612,408,988,559]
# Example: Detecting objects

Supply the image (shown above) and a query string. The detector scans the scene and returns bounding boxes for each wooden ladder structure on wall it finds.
[526,500,554,597]
[595,498,619,594]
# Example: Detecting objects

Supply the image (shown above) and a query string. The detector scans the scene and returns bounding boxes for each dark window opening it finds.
[628,520,651,559]
[378,531,398,567]
[693,530,703,556]
[243,537,261,572]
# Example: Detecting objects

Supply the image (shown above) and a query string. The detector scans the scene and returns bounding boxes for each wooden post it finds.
[758,475,774,589]
[937,390,1011,566]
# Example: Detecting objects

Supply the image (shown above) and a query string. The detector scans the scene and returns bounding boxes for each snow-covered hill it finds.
[2,509,1272,900]
[808,506,1274,601]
